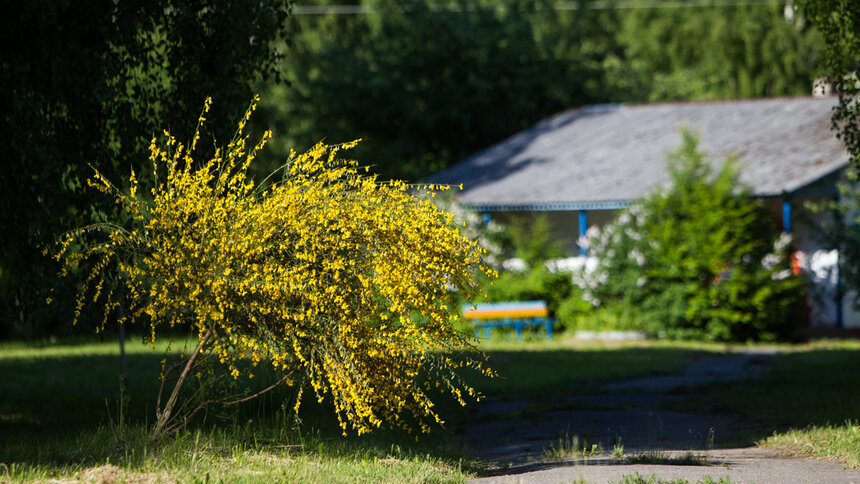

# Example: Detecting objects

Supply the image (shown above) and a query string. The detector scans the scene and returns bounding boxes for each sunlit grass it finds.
[3,424,473,483]
[762,421,860,468]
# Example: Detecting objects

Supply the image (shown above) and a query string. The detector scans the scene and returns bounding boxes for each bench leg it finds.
[515,322,523,342]
[485,326,492,340]
[546,319,553,340]
[474,327,480,340]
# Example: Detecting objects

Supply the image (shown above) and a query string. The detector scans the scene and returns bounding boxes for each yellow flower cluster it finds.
[52,97,495,435]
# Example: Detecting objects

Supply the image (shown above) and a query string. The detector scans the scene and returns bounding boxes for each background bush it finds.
[583,130,805,341]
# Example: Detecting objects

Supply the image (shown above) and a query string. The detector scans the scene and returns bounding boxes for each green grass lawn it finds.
[1,334,857,481]
[0,333,712,482]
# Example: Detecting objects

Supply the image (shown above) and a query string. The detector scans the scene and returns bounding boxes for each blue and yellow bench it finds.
[462,300,553,341]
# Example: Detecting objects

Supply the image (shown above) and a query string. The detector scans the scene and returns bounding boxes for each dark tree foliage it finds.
[0,1,290,337]
[264,0,819,182]
[265,0,621,181]
[616,1,821,101]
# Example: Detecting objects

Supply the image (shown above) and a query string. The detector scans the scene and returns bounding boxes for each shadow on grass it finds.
[0,348,172,466]
[7,339,854,477]
[468,345,712,399]
[668,346,860,448]
[0,341,478,474]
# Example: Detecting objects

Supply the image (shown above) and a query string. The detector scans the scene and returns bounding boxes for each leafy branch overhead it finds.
[807,0,860,172]
[806,1,860,304]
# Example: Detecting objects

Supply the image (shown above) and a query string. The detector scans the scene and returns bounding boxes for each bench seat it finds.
[462,300,553,341]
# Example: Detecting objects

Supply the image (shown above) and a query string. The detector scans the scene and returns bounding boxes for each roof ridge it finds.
[620,95,837,110]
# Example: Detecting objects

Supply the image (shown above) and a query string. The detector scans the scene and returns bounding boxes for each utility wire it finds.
[292,0,787,15]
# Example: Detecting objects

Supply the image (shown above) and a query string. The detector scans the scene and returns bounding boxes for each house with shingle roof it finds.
[428,97,855,328]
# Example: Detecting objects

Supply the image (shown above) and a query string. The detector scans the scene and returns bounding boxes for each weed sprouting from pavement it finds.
[543,430,600,461]
[624,451,709,466]
[616,471,736,483]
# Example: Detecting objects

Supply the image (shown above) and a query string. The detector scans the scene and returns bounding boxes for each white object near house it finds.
[429,97,856,329]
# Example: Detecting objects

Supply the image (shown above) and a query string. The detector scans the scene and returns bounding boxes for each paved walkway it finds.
[465,349,860,484]
[472,448,860,484]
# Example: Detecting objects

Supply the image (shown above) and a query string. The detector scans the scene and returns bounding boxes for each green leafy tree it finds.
[615,1,821,101]
[263,0,823,184]
[0,1,290,337]
[584,130,804,341]
[264,0,620,180]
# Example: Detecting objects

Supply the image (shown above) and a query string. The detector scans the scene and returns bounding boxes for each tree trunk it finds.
[151,331,211,439]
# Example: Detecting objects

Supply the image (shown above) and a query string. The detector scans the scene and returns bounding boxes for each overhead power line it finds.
[292,0,785,15]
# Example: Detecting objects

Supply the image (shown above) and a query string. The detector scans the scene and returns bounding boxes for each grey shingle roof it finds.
[427,97,849,211]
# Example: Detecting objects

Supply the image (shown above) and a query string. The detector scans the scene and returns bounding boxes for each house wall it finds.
[488,210,618,255]
[760,198,854,327]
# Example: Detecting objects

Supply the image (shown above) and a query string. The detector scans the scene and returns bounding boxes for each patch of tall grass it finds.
[763,421,860,468]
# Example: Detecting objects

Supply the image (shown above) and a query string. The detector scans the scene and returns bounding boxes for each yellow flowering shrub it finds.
[51,97,494,436]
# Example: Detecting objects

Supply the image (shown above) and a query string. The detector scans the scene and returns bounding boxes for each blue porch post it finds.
[782,199,791,234]
[578,210,588,256]
[837,250,844,328]
[834,194,844,327]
